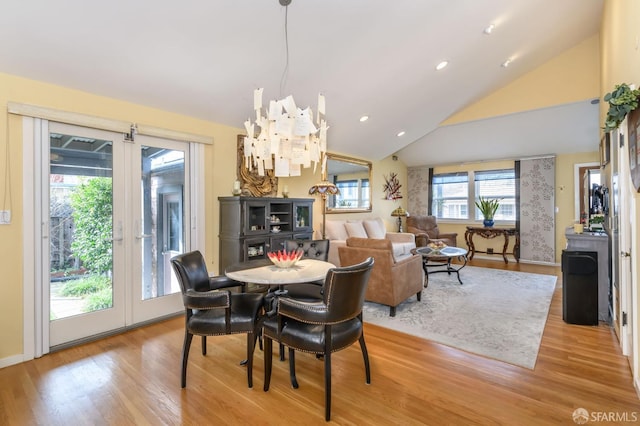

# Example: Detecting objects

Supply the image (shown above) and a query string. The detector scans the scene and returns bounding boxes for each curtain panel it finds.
[519,157,556,262]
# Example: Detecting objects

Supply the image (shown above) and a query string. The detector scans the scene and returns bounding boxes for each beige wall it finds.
[444,34,600,124]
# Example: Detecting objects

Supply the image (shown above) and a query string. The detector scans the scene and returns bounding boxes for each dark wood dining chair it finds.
[170,250,264,388]
[262,257,374,421]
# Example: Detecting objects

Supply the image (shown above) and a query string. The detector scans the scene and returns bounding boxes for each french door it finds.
[46,123,188,347]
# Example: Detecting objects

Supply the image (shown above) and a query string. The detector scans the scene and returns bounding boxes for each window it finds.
[474,169,516,221]
[431,168,516,222]
[432,173,469,219]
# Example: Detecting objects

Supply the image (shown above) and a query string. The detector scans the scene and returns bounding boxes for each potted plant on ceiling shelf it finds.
[603,83,640,133]
[475,196,501,228]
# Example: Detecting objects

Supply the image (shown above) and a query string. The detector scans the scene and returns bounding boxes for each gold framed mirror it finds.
[325,153,372,213]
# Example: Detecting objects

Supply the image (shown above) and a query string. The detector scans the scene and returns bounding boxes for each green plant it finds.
[603,83,640,133]
[69,177,113,274]
[84,286,113,312]
[475,196,501,220]
[59,274,111,297]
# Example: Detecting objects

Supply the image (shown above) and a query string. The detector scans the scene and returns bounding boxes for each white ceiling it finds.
[0,0,603,167]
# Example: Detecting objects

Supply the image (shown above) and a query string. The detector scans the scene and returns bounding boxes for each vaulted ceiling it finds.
[0,0,603,167]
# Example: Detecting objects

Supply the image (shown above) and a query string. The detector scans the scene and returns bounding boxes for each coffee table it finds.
[414,246,468,285]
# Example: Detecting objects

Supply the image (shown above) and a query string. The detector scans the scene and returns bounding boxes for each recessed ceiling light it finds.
[483,24,495,35]
[397,131,406,137]
[359,115,369,122]
[435,61,449,71]
[501,58,512,68]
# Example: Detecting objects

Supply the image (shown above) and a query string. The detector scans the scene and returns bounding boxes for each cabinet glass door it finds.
[293,201,312,232]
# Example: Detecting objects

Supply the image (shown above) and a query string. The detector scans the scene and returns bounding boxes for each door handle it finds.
[134,220,151,239]
[621,251,631,257]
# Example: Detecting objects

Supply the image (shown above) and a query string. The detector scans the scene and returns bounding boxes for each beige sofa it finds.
[338,237,424,316]
[325,217,416,266]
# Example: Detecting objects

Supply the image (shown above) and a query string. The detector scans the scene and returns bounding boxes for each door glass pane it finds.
[49,132,113,320]
[141,147,185,300]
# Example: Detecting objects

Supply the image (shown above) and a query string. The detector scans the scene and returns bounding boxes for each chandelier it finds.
[243,90,327,178]
[242,0,328,178]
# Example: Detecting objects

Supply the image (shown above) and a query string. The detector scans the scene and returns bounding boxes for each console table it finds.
[464,226,520,264]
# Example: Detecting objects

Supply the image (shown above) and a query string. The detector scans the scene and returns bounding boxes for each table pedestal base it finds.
[421,255,467,285]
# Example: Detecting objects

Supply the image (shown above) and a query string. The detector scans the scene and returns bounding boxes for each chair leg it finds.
[263,337,273,392]
[324,351,332,421]
[417,291,422,301]
[246,333,255,388]
[181,332,194,388]
[389,306,396,317]
[359,333,371,384]
[288,348,299,389]
[279,343,286,361]
[201,335,207,355]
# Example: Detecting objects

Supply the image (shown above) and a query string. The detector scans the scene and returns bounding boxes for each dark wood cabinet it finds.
[218,196,314,274]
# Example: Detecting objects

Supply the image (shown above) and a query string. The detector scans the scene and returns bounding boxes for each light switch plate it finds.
[0,210,11,224]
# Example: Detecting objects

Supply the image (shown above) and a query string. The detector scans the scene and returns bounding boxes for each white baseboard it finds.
[0,353,29,369]
[471,254,559,267]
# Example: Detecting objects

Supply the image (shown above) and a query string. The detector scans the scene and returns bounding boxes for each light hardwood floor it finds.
[1,259,639,425]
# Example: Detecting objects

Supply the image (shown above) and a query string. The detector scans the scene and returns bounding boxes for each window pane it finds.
[474,169,516,220]
[432,172,469,219]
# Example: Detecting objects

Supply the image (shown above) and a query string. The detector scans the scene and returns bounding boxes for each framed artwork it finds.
[628,107,640,192]
[600,133,610,167]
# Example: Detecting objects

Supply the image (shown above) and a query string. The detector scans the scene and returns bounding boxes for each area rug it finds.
[362,266,557,369]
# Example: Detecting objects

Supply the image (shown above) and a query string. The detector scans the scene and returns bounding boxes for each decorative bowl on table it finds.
[427,241,447,254]
[267,249,304,268]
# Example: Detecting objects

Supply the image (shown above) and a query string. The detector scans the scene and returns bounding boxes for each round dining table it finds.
[225,258,335,289]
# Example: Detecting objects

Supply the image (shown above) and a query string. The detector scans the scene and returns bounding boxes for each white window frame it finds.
[431,168,516,225]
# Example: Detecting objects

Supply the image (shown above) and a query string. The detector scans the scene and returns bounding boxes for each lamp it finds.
[241,0,328,179]
[391,207,409,232]
[309,155,339,239]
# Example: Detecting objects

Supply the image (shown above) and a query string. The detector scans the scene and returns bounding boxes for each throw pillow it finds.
[363,218,386,239]
[345,221,368,238]
[325,220,348,240]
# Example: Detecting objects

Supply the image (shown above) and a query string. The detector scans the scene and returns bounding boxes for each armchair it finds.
[338,237,423,316]
[170,251,264,388]
[263,257,374,421]
[407,215,458,247]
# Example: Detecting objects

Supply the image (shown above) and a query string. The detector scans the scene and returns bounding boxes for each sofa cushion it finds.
[393,242,416,262]
[363,218,386,239]
[325,220,348,241]
[345,221,368,238]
